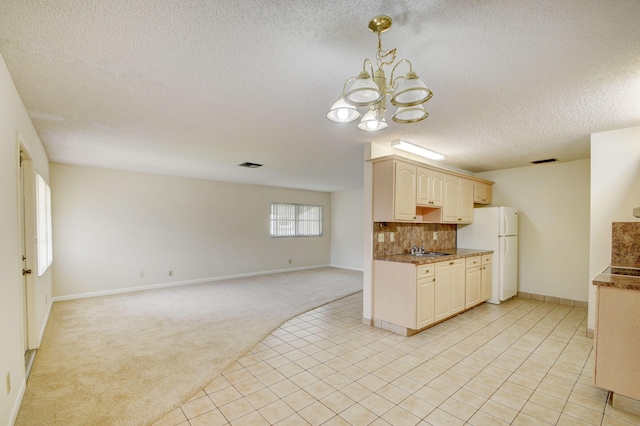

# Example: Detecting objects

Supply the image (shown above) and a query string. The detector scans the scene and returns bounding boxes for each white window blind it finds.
[36,172,53,275]
[270,203,322,237]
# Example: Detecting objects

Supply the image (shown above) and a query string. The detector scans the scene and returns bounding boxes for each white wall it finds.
[477,159,590,302]
[330,189,364,271]
[50,164,332,298]
[0,54,52,425]
[589,126,640,330]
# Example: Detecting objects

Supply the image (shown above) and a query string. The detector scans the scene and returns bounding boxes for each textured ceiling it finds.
[1,1,640,192]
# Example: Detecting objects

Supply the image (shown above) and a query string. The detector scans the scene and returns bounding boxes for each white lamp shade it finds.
[327,97,360,122]
[391,73,433,107]
[357,109,388,131]
[392,104,429,123]
[345,73,383,106]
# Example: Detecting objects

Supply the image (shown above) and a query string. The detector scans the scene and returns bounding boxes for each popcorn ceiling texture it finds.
[1,1,640,192]
[373,222,456,257]
[611,222,640,267]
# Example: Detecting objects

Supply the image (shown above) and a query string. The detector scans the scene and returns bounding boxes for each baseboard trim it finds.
[52,264,333,302]
[37,298,53,346]
[9,378,26,426]
[329,264,364,272]
[517,291,588,308]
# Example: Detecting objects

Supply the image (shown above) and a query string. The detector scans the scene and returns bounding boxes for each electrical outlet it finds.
[168,270,173,277]
[6,372,10,395]
[139,270,144,278]
[378,233,385,243]
[389,232,395,242]
[433,232,438,240]
[288,259,292,264]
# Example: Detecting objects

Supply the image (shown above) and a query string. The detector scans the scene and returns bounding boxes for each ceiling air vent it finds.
[530,158,558,165]
[238,162,263,168]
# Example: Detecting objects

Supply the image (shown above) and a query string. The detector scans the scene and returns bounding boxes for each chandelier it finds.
[327,16,433,131]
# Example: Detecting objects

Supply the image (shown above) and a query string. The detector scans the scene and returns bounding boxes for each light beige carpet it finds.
[16,267,362,426]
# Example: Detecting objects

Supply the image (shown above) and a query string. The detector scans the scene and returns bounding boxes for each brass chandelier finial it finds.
[327,16,433,131]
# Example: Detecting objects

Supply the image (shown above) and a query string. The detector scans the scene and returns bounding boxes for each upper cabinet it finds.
[373,159,417,222]
[417,167,444,207]
[441,175,474,223]
[474,181,492,205]
[371,156,493,224]
[394,161,418,221]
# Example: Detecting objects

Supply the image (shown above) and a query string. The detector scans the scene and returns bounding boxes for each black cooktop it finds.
[605,266,640,277]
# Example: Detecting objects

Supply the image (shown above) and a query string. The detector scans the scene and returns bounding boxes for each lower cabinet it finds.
[481,254,492,302]
[465,257,482,309]
[435,259,465,321]
[374,256,488,334]
[466,255,493,308]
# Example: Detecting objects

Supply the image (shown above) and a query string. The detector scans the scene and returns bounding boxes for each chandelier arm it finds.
[362,59,376,76]
[341,77,358,94]
[389,59,413,89]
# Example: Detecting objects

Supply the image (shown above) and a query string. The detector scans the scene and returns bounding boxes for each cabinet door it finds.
[465,266,481,308]
[394,162,417,221]
[417,278,435,328]
[481,256,492,301]
[416,167,430,206]
[450,259,466,313]
[458,178,474,223]
[434,261,452,321]
[442,175,459,222]
[474,182,492,204]
[430,170,444,207]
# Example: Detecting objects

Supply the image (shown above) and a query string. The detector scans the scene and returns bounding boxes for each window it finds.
[270,203,322,237]
[36,172,53,275]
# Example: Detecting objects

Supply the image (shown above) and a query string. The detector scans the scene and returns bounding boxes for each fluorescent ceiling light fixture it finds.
[391,140,445,161]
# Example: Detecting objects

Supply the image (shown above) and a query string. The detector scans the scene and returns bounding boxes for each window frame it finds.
[270,202,323,237]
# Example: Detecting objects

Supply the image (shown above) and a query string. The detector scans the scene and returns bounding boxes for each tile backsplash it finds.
[612,222,640,266]
[373,222,457,257]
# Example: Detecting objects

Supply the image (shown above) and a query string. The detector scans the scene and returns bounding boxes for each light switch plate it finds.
[389,232,394,242]
[433,232,438,240]
[378,233,385,243]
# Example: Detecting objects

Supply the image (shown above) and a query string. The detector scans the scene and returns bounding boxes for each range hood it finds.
[634,207,640,218]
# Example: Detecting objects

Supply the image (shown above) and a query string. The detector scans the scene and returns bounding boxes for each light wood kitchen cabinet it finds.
[434,258,465,322]
[481,255,492,302]
[417,167,444,207]
[442,175,474,223]
[373,261,435,330]
[373,160,417,222]
[465,257,482,308]
[370,156,493,224]
[594,286,640,401]
[416,265,436,329]
[474,181,493,205]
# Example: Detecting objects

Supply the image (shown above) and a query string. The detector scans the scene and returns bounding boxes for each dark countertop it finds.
[374,248,493,265]
[593,265,640,291]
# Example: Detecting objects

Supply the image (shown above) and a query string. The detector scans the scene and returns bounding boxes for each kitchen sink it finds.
[411,252,452,257]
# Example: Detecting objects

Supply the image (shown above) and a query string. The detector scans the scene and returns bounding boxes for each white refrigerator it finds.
[457,206,518,304]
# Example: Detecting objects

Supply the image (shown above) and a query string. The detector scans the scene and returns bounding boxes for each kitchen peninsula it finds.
[592,222,640,415]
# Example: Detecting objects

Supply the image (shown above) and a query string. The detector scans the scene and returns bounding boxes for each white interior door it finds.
[18,148,30,353]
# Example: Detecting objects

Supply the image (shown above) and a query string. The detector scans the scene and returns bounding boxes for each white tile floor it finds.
[154,293,640,426]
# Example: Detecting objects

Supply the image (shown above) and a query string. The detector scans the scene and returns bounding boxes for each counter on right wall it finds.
[589,125,640,334]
